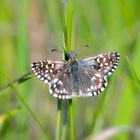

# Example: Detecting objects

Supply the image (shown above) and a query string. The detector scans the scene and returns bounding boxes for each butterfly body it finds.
[31,51,120,99]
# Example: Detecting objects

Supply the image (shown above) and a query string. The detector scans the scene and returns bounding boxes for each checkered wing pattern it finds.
[31,60,73,99]
[81,52,119,76]
[31,60,65,84]
[78,52,119,96]
[78,68,107,97]
[31,52,120,99]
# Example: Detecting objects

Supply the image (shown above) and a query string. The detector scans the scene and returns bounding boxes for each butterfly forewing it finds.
[81,52,119,76]
[31,60,65,84]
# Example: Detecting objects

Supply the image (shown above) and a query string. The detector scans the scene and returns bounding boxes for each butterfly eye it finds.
[65,51,77,61]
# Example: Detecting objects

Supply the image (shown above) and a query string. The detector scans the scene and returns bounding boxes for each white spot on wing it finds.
[63,89,66,93]
[103,58,106,62]
[37,75,41,78]
[90,86,94,90]
[51,64,54,68]
[32,67,35,70]
[113,65,117,69]
[87,92,92,96]
[95,73,101,78]
[49,89,53,94]
[100,87,105,92]
[53,78,59,83]
[66,95,70,99]
[44,80,48,83]
[104,82,107,87]
[47,76,51,80]
[62,95,66,99]
[58,80,63,85]
[50,69,53,73]
[31,64,34,67]
[53,84,56,88]
[96,58,100,63]
[53,93,58,98]
[105,63,108,66]
[55,88,59,93]
[91,76,96,81]
[93,92,97,96]
[107,72,112,75]
[58,95,62,99]
[40,77,44,81]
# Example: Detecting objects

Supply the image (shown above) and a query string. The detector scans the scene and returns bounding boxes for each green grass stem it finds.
[69,99,75,140]
[55,1,75,140]
[126,56,140,86]
[56,99,62,140]
[0,70,49,138]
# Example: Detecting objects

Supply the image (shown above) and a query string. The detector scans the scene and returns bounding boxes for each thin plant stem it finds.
[61,101,68,140]
[0,69,49,137]
[0,72,32,92]
[69,99,75,140]
[55,1,75,140]
[56,99,62,140]
[0,70,49,137]
[14,88,47,133]
[16,1,29,139]
[63,1,75,140]
[126,56,140,86]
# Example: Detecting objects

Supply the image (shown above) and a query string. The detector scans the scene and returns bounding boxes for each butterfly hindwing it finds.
[48,67,73,99]
[77,62,107,97]
[31,60,73,99]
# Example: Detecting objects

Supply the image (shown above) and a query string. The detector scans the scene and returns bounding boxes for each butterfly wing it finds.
[31,52,120,99]
[31,60,66,83]
[48,67,73,99]
[81,52,120,76]
[76,62,107,96]
[77,52,120,96]
[31,60,73,99]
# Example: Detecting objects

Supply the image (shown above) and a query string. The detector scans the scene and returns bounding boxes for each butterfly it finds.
[31,51,120,99]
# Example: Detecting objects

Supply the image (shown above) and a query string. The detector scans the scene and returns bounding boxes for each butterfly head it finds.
[65,51,77,61]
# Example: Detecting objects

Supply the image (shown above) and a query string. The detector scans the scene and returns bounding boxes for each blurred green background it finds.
[0,0,140,140]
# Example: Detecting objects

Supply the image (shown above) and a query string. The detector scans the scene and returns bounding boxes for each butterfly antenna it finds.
[51,49,63,53]
[85,44,89,48]
[75,44,89,54]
